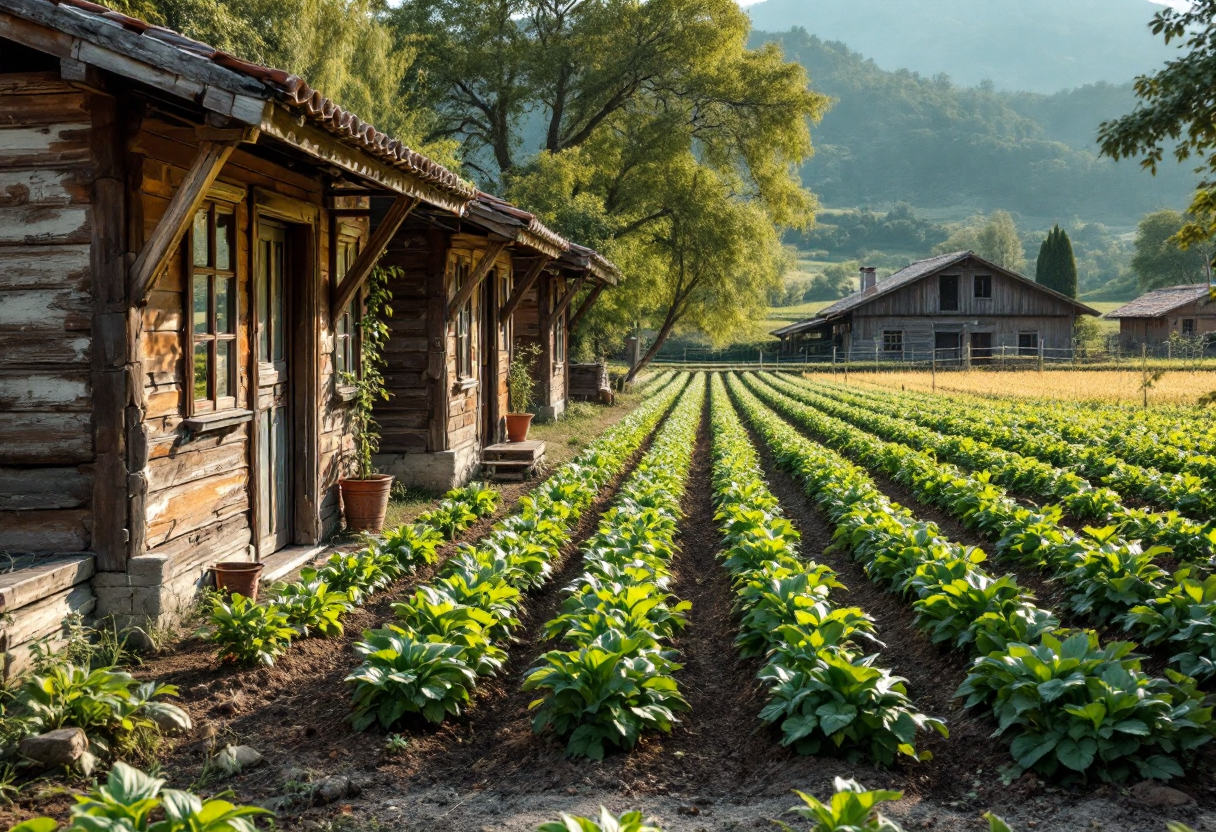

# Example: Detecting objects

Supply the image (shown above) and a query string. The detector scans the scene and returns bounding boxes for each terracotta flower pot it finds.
[505,412,534,443]
[212,562,264,600]
[340,474,395,533]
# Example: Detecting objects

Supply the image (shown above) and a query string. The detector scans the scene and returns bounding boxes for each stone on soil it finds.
[1130,780,1193,808]
[217,744,264,774]
[19,727,87,767]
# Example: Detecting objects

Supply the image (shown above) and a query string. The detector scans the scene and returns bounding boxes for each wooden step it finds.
[483,440,546,462]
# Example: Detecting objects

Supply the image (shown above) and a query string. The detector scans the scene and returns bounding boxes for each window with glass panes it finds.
[190,205,237,412]
[555,308,566,365]
[335,235,360,380]
[454,259,473,378]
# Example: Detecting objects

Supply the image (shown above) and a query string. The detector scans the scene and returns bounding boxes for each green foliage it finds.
[272,581,352,638]
[1036,225,1079,298]
[776,778,905,832]
[309,550,401,605]
[1129,210,1210,292]
[508,342,541,414]
[10,761,268,832]
[346,627,478,729]
[376,522,445,569]
[15,666,188,759]
[1099,0,1216,247]
[536,808,663,832]
[346,266,395,480]
[805,260,860,302]
[205,594,296,666]
[790,205,948,261]
[933,211,1026,272]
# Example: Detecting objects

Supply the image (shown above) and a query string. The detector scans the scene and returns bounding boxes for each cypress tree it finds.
[1035,225,1078,298]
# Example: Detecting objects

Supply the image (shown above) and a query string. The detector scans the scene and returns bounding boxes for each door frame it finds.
[250,190,321,558]
[479,264,498,447]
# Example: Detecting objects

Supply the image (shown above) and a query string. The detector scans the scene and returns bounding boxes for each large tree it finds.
[1099,0,1216,248]
[389,0,827,378]
[1130,210,1210,292]
[1035,225,1078,298]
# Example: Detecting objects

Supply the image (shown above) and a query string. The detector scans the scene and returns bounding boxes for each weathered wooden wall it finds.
[1117,298,1216,347]
[379,229,437,455]
[0,72,95,554]
[851,315,1074,355]
[860,266,1079,318]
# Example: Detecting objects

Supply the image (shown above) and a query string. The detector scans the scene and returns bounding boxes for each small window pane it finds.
[216,276,234,334]
[193,210,210,267]
[216,339,232,399]
[216,213,234,270]
[258,242,270,360]
[193,277,209,335]
[272,249,285,363]
[193,343,211,401]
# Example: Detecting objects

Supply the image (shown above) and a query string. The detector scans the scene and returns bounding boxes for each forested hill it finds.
[745,0,1173,93]
[755,29,1194,226]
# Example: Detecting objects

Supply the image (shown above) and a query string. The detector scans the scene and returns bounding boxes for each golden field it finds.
[803,369,1216,406]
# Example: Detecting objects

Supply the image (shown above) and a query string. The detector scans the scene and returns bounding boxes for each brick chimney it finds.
[860,267,877,292]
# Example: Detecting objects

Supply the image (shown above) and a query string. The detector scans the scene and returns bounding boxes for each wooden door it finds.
[935,331,961,362]
[256,223,291,553]
[480,269,496,446]
[971,332,993,362]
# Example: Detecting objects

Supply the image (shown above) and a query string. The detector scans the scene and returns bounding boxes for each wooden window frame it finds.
[1183,318,1196,335]
[882,330,904,355]
[1017,331,1039,356]
[334,232,362,391]
[939,274,960,312]
[554,308,566,366]
[454,257,473,380]
[188,203,238,416]
[974,274,992,299]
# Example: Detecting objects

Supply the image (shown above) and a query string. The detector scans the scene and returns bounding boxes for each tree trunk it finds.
[624,311,681,384]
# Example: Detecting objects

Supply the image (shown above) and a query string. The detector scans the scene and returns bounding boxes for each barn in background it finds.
[1105,284,1216,349]
[773,251,1098,361]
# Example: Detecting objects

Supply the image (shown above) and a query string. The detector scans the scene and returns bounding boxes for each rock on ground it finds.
[19,728,87,768]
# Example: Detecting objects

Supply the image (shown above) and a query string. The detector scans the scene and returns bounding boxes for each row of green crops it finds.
[832,378,1216,514]
[522,374,706,760]
[744,373,1216,680]
[344,375,689,731]
[772,374,1211,560]
[707,374,946,765]
[726,374,1215,782]
[205,482,501,667]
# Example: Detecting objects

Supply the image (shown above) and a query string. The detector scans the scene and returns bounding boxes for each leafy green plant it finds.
[204,594,296,666]
[345,265,396,481]
[445,482,500,518]
[273,580,352,638]
[384,734,409,755]
[537,808,663,832]
[377,522,444,569]
[346,627,478,729]
[776,778,905,832]
[508,341,541,413]
[10,761,267,832]
[311,550,400,604]
[15,665,189,759]
[417,499,478,541]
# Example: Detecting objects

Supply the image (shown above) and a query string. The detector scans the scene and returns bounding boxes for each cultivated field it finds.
[820,367,1216,405]
[8,369,1216,832]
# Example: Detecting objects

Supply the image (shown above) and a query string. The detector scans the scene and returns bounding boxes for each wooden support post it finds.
[332,195,418,315]
[567,282,605,333]
[128,135,252,303]
[446,240,507,322]
[500,257,549,321]
[425,229,450,452]
[542,275,587,331]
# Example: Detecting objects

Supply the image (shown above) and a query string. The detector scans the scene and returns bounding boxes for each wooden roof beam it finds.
[545,275,588,330]
[332,195,419,314]
[567,282,606,333]
[500,257,549,321]
[447,241,508,321]
[129,132,256,304]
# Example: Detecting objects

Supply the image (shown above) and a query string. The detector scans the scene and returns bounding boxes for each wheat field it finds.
[802,369,1216,405]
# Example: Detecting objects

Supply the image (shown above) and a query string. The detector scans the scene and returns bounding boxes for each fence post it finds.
[931,349,937,392]
[759,349,763,370]
[1038,341,1044,373]
[874,341,879,370]
[965,341,972,371]
[832,346,837,374]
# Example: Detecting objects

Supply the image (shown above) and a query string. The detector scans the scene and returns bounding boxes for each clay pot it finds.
[505,413,534,443]
[340,474,394,533]
[213,562,264,600]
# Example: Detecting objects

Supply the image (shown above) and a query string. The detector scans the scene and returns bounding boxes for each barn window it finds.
[454,259,473,378]
[189,204,238,413]
[334,235,361,381]
[974,274,992,299]
[555,309,566,365]
[1018,331,1039,356]
[882,330,904,355]
[1183,319,1196,335]
[939,274,959,311]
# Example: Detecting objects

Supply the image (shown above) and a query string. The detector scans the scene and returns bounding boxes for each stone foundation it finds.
[536,398,566,422]
[374,444,480,492]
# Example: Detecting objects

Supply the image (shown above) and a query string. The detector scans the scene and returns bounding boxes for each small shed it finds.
[1104,284,1216,348]
[773,251,1098,361]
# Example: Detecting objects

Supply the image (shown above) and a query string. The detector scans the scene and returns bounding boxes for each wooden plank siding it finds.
[1117,297,1216,348]
[0,72,96,557]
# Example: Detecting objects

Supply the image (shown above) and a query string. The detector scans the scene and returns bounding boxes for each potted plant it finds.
[339,266,397,533]
[505,341,541,442]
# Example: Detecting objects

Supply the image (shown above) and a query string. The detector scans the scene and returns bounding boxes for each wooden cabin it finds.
[773,252,1098,361]
[372,197,617,490]
[1105,284,1216,349]
[0,0,612,672]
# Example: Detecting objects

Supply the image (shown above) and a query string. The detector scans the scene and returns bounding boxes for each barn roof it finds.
[771,250,1098,337]
[6,0,477,207]
[1104,284,1210,319]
